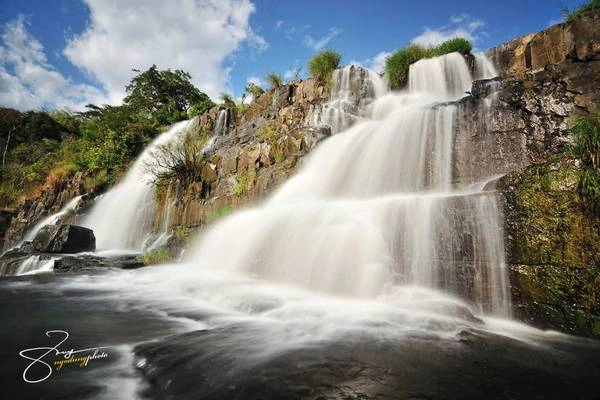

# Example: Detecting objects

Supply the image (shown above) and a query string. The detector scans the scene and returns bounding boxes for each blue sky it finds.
[0,0,582,111]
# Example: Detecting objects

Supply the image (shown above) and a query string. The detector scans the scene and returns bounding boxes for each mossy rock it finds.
[502,156,600,337]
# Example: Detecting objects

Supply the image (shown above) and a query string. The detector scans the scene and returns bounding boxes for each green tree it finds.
[124,65,211,126]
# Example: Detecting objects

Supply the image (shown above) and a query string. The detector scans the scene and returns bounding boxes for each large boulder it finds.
[32,224,96,253]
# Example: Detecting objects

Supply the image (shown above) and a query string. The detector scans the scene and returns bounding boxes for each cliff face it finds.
[1,172,92,251]
[151,79,330,232]
[481,10,600,336]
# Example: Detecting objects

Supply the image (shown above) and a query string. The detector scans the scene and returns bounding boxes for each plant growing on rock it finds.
[563,0,600,21]
[570,112,600,211]
[138,248,171,265]
[219,93,237,109]
[266,72,283,89]
[385,38,472,88]
[308,50,342,85]
[245,83,265,100]
[143,127,209,187]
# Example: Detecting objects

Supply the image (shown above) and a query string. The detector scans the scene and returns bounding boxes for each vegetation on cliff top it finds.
[0,65,211,208]
[563,0,600,21]
[385,38,472,88]
[308,50,342,86]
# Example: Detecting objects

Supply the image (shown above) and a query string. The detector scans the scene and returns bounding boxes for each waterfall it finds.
[202,108,228,155]
[314,65,387,134]
[187,52,509,316]
[83,118,198,251]
[23,195,83,242]
[15,255,55,275]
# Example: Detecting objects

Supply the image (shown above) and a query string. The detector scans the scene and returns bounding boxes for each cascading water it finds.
[22,195,83,242]
[314,65,387,134]
[202,108,228,155]
[83,118,198,251]
[187,52,509,316]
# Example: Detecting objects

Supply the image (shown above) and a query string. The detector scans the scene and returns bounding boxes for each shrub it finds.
[385,38,472,88]
[245,83,265,99]
[143,126,209,186]
[308,50,342,85]
[174,225,193,238]
[563,0,600,21]
[257,124,277,144]
[434,38,472,56]
[138,248,171,265]
[220,93,236,109]
[234,174,251,196]
[570,112,600,210]
[266,73,283,89]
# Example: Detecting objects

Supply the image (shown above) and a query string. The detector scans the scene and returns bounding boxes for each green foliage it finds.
[138,248,171,265]
[0,65,212,208]
[211,204,234,220]
[220,93,236,109]
[234,174,251,196]
[266,72,283,89]
[245,82,265,99]
[385,38,472,88]
[563,0,600,21]
[570,113,600,211]
[143,126,208,186]
[307,50,342,85]
[274,147,285,163]
[174,225,193,238]
[257,124,277,144]
[188,98,216,118]
[124,64,211,126]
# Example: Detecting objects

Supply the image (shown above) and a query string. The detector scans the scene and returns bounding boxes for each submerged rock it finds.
[32,224,96,253]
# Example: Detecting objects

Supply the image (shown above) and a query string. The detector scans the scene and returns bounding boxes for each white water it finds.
[23,195,83,242]
[16,255,55,275]
[314,65,387,134]
[202,108,228,155]
[183,52,509,316]
[83,119,198,251]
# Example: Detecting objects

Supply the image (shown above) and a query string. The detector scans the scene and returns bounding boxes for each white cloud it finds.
[63,0,266,102]
[411,14,485,47]
[349,51,391,74]
[303,27,342,51]
[246,75,263,86]
[275,20,284,29]
[0,16,108,111]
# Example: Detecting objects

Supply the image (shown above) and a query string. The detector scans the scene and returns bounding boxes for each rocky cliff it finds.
[482,9,600,336]
[150,78,330,234]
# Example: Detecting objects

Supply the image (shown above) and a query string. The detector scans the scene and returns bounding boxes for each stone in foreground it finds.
[32,224,96,253]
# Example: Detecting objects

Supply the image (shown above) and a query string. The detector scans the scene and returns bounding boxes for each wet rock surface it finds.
[135,325,600,400]
[498,157,600,337]
[32,224,96,253]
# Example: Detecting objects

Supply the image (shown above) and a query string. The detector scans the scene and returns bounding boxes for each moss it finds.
[510,156,600,336]
[137,248,171,265]
[234,174,252,196]
[211,204,235,221]
[174,225,193,238]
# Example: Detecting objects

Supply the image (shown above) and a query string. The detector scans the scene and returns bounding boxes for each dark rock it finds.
[135,325,600,400]
[32,224,96,253]
[53,254,144,272]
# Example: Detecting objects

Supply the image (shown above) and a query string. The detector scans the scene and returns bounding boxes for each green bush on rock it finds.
[385,38,472,88]
[563,0,600,21]
[308,50,342,85]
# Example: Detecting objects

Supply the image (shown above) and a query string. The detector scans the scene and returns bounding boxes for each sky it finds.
[0,0,583,111]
